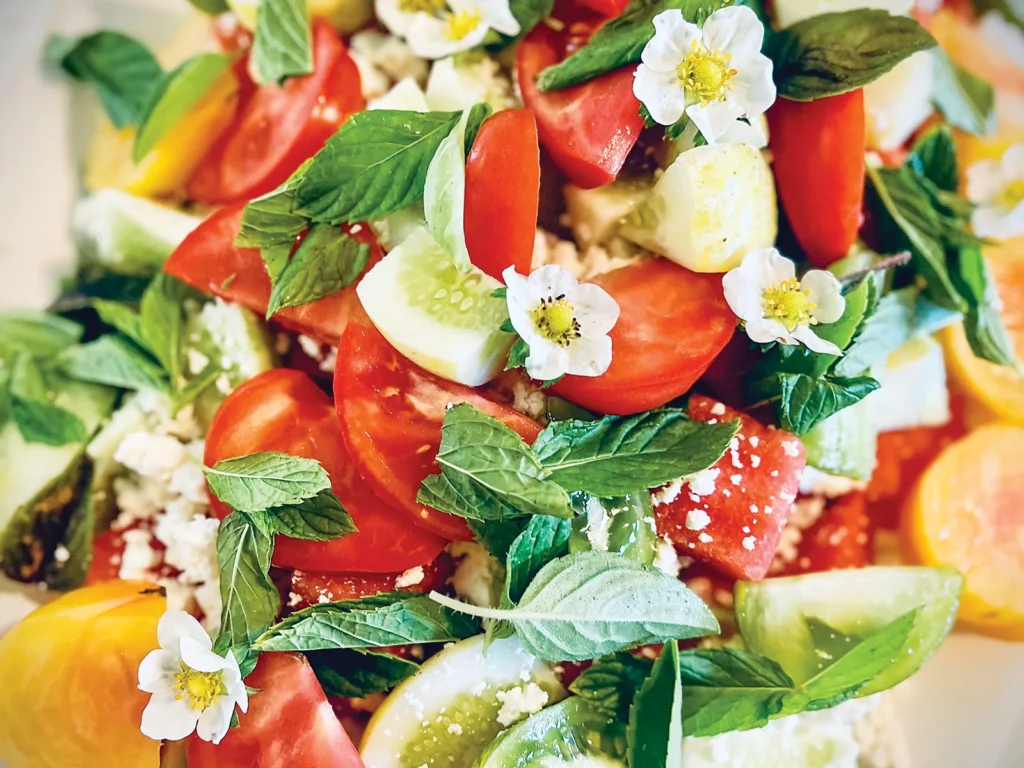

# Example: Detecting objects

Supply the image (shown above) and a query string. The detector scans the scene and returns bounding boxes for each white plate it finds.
[0,2,1022,766]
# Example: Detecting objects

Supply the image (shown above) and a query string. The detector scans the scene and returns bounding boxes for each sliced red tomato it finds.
[654,396,807,581]
[517,11,644,189]
[187,653,365,768]
[205,369,446,573]
[573,0,630,15]
[288,554,456,609]
[464,109,539,281]
[784,493,873,574]
[188,20,364,204]
[768,91,866,268]
[335,324,542,541]
[84,528,126,586]
[212,13,257,107]
[551,260,736,415]
[163,204,377,344]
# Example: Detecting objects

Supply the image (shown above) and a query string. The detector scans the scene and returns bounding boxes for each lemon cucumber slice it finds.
[734,566,963,696]
[360,636,565,768]
[356,227,513,387]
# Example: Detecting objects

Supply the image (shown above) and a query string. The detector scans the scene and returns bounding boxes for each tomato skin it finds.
[654,396,807,581]
[205,369,446,573]
[163,204,377,344]
[573,0,630,15]
[84,528,126,585]
[187,653,365,768]
[551,260,736,415]
[188,20,364,204]
[767,91,866,268]
[335,324,542,541]
[517,13,644,189]
[784,493,873,574]
[288,554,455,609]
[464,109,540,281]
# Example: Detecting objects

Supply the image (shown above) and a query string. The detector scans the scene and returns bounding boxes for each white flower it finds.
[966,143,1024,240]
[375,0,445,37]
[406,0,520,59]
[138,611,248,745]
[633,6,775,144]
[503,265,620,381]
[722,249,845,354]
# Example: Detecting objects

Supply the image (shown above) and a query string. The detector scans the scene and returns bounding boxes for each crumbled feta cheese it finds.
[198,299,265,380]
[297,334,322,359]
[448,542,499,607]
[582,496,613,552]
[511,380,547,422]
[782,440,802,457]
[53,545,70,564]
[350,30,428,85]
[119,528,160,581]
[710,402,727,416]
[425,54,519,113]
[168,460,209,504]
[160,516,220,586]
[770,496,827,573]
[684,467,720,497]
[186,348,210,376]
[799,466,867,498]
[494,683,549,727]
[531,229,643,281]
[685,509,712,531]
[698,532,714,544]
[655,537,681,577]
[742,536,757,551]
[652,478,684,507]
[395,566,426,589]
[115,432,188,479]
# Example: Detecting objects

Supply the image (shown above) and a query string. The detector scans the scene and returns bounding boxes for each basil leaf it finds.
[140,273,192,385]
[187,0,231,12]
[430,552,719,662]
[931,49,995,136]
[253,592,480,651]
[204,452,332,513]
[45,483,95,590]
[134,53,234,162]
[628,643,682,768]
[252,0,314,84]
[505,515,572,604]
[250,489,357,541]
[905,125,959,192]
[569,652,653,721]
[532,410,738,497]
[217,512,280,648]
[237,162,311,248]
[777,373,880,436]
[466,517,530,559]
[424,107,475,271]
[0,312,82,361]
[266,225,369,317]
[295,107,489,224]
[45,31,162,128]
[951,248,1021,368]
[308,649,419,697]
[767,10,936,101]
[63,336,168,392]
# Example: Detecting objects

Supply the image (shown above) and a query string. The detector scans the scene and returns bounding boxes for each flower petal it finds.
[793,325,843,355]
[972,202,1024,240]
[571,283,620,336]
[634,64,687,126]
[725,53,776,118]
[180,636,231,674]
[1001,142,1024,180]
[525,338,570,381]
[642,10,700,72]
[565,335,613,377]
[687,99,745,143]
[744,317,793,345]
[762,248,798,284]
[800,269,845,324]
[375,0,417,36]
[196,696,235,745]
[478,0,521,36]
[527,264,580,304]
[141,692,200,742]
[407,13,488,59]
[965,158,1004,205]
[158,611,210,654]
[138,649,178,694]
[702,6,764,57]
[717,116,768,149]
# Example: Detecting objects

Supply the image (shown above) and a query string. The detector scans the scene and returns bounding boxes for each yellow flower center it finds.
[998,179,1024,209]
[531,295,581,347]
[398,0,445,12]
[762,278,817,332]
[445,8,482,40]
[677,41,736,105]
[173,662,226,713]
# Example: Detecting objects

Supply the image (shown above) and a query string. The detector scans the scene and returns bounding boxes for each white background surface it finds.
[0,1,1022,766]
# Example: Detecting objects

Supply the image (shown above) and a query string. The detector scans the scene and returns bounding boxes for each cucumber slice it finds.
[360,636,565,768]
[72,189,202,276]
[802,395,877,481]
[873,335,951,433]
[563,180,651,249]
[356,227,514,387]
[568,493,657,566]
[734,566,963,696]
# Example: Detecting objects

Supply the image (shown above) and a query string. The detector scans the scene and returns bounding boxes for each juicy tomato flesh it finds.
[517,10,644,189]
[768,91,866,268]
[288,553,456,610]
[783,493,873,575]
[551,260,736,415]
[205,369,446,573]
[187,653,365,768]
[464,109,540,281]
[335,324,542,541]
[188,20,364,204]
[654,396,807,581]
[163,203,377,344]
[573,0,630,15]
[83,524,177,586]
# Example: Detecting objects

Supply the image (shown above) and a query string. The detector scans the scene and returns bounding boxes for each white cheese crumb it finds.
[698,532,714,544]
[782,440,802,457]
[651,478,684,507]
[186,348,210,376]
[114,432,187,479]
[710,402,727,416]
[751,455,761,468]
[511,380,548,422]
[742,536,757,551]
[685,509,712,531]
[494,683,549,727]
[655,537,681,577]
[448,542,499,607]
[395,566,426,589]
[447,723,464,736]
[684,467,720,497]
[730,474,742,486]
[748,436,759,448]
[582,496,613,552]
[118,528,160,581]
[53,545,70,564]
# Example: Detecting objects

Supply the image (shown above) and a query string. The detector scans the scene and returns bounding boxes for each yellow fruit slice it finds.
[903,424,1024,640]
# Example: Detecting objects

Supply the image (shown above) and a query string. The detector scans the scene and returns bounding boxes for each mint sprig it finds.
[932,49,995,137]
[628,643,683,768]
[308,649,420,698]
[204,451,332,514]
[217,512,280,649]
[252,0,314,85]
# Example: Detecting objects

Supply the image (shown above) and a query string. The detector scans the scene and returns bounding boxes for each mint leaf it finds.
[217,512,280,648]
[532,409,739,497]
[570,652,653,721]
[777,373,880,436]
[252,0,313,84]
[93,300,147,350]
[308,649,419,697]
[466,517,529,559]
[253,592,480,651]
[424,107,475,271]
[628,643,682,768]
[63,336,168,392]
[430,552,719,662]
[505,514,572,604]
[266,225,369,317]
[187,0,230,12]
[767,10,936,101]
[250,489,357,541]
[932,49,995,136]
[832,288,923,377]
[504,0,554,42]
[205,452,332,513]
[134,52,233,161]
[237,162,311,249]
[951,248,1021,368]
[140,273,193,385]
[45,31,162,128]
[505,337,530,371]
[0,312,82,361]
[5,354,87,447]
[905,125,959,193]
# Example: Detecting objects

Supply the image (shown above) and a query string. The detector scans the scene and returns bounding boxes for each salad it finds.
[0,0,1022,766]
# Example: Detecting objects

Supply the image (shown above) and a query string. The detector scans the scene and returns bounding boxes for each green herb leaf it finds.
[500,0,556,45]
[252,0,314,84]
[429,552,719,662]
[308,649,419,697]
[250,489,358,541]
[140,273,192,385]
[505,515,572,604]
[0,312,82,361]
[204,452,332,514]
[134,52,234,162]
[63,336,168,392]
[187,0,231,12]
[93,300,147,351]
[904,125,959,193]
[777,373,880,436]
[628,643,682,768]
[951,248,1021,368]
[217,512,280,648]
[45,31,162,128]
[767,10,936,101]
[505,338,530,371]
[253,592,480,651]
[237,165,311,250]
[832,288,919,377]
[466,517,529,559]
[5,354,88,447]
[424,107,475,271]
[265,225,369,317]
[569,652,653,721]
[931,49,995,136]
[532,409,739,496]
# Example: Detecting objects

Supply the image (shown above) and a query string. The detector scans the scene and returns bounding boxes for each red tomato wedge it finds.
[784,493,873,575]
[551,260,736,415]
[768,91,866,268]
[188,20,364,205]
[187,653,365,768]
[464,109,540,281]
[654,396,807,581]
[205,369,446,573]
[164,204,377,344]
[574,0,630,15]
[288,554,455,609]
[335,324,542,541]
[517,12,644,189]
